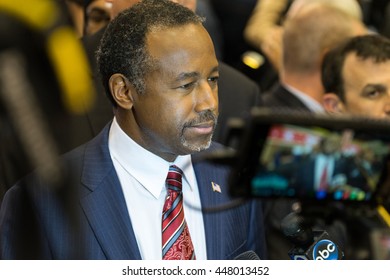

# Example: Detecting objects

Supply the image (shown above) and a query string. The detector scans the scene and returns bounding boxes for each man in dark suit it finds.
[0,0,266,260]
[289,135,349,196]
[81,0,261,147]
[261,3,366,113]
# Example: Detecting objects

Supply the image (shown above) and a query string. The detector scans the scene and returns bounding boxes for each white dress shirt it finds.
[108,117,207,259]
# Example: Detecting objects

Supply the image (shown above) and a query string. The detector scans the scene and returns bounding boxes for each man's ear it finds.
[323,93,345,115]
[108,73,135,109]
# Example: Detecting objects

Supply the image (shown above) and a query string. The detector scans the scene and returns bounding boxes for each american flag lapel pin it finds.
[211,182,221,193]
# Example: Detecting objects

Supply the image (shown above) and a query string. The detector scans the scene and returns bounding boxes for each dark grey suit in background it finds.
[261,84,311,112]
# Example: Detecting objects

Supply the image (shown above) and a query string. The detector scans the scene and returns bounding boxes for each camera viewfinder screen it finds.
[250,124,390,202]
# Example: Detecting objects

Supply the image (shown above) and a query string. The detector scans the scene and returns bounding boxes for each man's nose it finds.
[194,81,218,113]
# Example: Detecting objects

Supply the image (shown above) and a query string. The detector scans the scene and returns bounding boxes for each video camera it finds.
[214,108,390,259]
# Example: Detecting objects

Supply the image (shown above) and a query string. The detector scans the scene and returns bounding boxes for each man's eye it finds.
[178,82,195,90]
[362,85,387,99]
[363,90,382,98]
[208,76,219,84]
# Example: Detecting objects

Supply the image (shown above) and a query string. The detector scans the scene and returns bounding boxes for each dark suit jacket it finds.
[0,123,267,260]
[81,28,262,147]
[261,84,311,112]
[291,155,350,196]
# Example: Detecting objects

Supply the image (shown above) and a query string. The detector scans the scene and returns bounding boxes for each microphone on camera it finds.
[281,212,344,260]
[234,251,261,260]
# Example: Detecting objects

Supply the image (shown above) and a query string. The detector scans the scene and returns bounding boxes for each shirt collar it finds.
[108,117,194,199]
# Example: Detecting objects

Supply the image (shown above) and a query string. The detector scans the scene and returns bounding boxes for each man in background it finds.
[261,3,367,113]
[321,34,390,256]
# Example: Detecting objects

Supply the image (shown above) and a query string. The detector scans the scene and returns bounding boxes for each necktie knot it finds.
[166,165,183,193]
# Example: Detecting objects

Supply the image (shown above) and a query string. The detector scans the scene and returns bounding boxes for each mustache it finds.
[184,110,218,127]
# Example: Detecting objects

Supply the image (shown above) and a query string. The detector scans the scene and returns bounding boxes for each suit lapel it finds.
[80,124,141,259]
[192,146,238,259]
[195,169,224,259]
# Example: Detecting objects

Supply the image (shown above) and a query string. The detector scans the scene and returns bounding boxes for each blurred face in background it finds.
[85,0,112,35]
[105,0,197,19]
[105,0,140,18]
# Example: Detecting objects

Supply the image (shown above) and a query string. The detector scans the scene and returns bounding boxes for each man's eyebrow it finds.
[175,72,200,82]
[363,83,387,91]
[175,66,219,81]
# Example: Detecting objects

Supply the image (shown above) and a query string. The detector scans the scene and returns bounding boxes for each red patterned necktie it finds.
[162,165,196,260]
